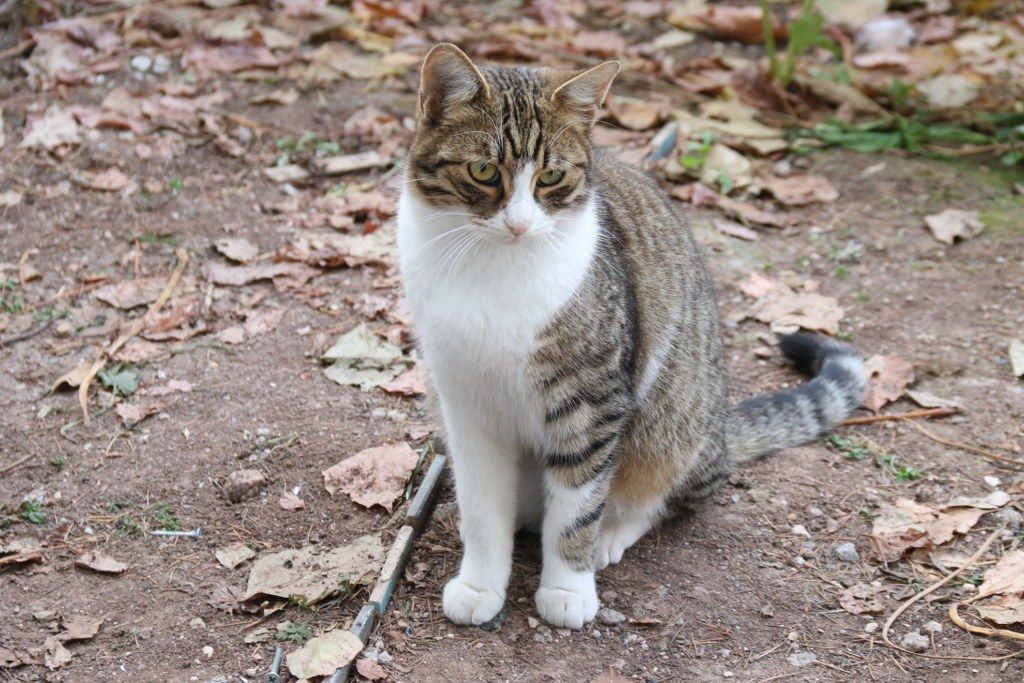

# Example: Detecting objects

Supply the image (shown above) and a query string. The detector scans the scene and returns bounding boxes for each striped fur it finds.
[397,45,867,630]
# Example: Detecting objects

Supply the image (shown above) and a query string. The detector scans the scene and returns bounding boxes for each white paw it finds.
[535,585,599,630]
[595,525,630,570]
[443,576,505,626]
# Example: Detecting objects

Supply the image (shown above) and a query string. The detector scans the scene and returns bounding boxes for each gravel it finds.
[901,631,930,652]
[922,620,943,635]
[788,652,817,667]
[834,542,860,563]
[597,608,627,626]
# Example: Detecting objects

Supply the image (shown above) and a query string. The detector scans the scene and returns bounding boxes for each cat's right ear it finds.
[418,43,489,125]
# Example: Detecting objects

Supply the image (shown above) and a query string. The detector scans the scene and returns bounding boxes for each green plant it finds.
[877,454,923,482]
[679,131,715,172]
[760,0,840,87]
[168,178,183,197]
[827,434,873,461]
[1,278,23,314]
[98,364,139,397]
[50,455,67,470]
[276,621,312,643]
[21,500,47,524]
[149,501,179,531]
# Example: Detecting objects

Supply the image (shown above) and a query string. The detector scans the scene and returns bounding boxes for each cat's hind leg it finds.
[594,498,661,570]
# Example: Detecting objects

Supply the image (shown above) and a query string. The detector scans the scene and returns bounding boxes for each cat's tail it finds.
[726,333,867,464]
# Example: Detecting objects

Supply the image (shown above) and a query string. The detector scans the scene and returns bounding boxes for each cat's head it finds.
[407,43,619,243]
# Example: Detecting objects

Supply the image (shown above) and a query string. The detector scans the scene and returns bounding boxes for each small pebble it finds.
[787,652,817,667]
[130,55,153,72]
[201,645,213,658]
[527,617,539,629]
[598,608,627,626]
[864,622,879,634]
[834,542,860,563]
[787,631,800,642]
[152,55,171,75]
[555,628,571,637]
[378,651,392,665]
[922,620,943,636]
[601,589,618,602]
[901,631,930,652]
[807,506,824,517]
[791,524,810,537]
[723,672,734,678]
[591,629,602,639]
[189,617,206,630]
[984,475,1001,487]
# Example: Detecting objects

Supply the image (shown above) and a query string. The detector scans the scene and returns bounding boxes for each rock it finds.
[224,469,266,503]
[983,475,1001,488]
[201,645,214,658]
[691,586,712,601]
[788,651,817,667]
[532,625,553,644]
[748,488,770,503]
[152,55,171,75]
[130,55,153,72]
[921,621,943,636]
[598,608,627,626]
[807,506,824,517]
[189,617,206,630]
[901,631,930,652]
[378,651,392,665]
[994,507,1022,532]
[786,631,799,642]
[591,629,602,639]
[527,617,539,629]
[759,604,775,618]
[864,622,878,633]
[791,524,810,537]
[54,320,73,337]
[555,628,571,637]
[601,589,618,602]
[834,542,860,563]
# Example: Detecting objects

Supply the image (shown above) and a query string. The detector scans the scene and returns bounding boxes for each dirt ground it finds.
[2,2,1024,682]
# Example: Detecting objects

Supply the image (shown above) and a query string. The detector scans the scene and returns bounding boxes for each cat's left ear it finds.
[418,43,490,125]
[551,61,621,125]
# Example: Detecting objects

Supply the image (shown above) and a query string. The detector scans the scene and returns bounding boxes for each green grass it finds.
[827,434,923,482]
[1,278,23,314]
[50,455,67,471]
[276,621,312,643]
[149,501,180,531]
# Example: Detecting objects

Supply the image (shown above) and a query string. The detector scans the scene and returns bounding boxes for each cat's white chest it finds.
[396,190,598,443]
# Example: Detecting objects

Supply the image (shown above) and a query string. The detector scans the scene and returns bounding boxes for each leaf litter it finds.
[322,442,419,511]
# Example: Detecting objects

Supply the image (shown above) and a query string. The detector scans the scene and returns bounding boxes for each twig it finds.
[841,407,958,426]
[880,525,1021,662]
[0,453,34,477]
[0,319,51,348]
[201,107,310,137]
[899,417,1024,470]
[77,248,189,424]
[949,565,1024,643]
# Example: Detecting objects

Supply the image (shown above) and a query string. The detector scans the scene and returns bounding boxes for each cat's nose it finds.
[505,220,529,237]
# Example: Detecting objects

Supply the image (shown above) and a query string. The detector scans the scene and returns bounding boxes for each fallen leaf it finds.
[50,360,93,392]
[691,183,795,228]
[817,0,887,28]
[870,496,1009,562]
[322,443,419,511]
[917,74,980,109]
[115,400,163,425]
[905,390,959,410]
[214,237,259,263]
[205,261,319,290]
[356,658,388,680]
[572,30,628,57]
[243,308,285,337]
[278,492,306,510]
[285,628,363,679]
[944,491,1011,510]
[680,5,775,43]
[251,88,300,106]
[43,637,72,670]
[181,42,281,77]
[243,535,385,603]
[58,615,103,642]
[762,174,839,205]
[76,167,128,191]
[277,231,393,270]
[863,354,915,412]
[95,277,168,309]
[976,594,1024,626]
[313,150,386,175]
[838,583,886,615]
[141,379,193,396]
[218,326,246,344]
[113,339,163,364]
[739,272,776,298]
[1007,339,1024,378]
[74,551,127,574]
[207,583,256,613]
[700,143,753,190]
[215,543,255,569]
[322,324,407,390]
[380,366,427,397]
[713,219,759,241]
[20,104,80,151]
[606,95,662,131]
[747,282,843,335]
[263,164,310,183]
[924,209,983,244]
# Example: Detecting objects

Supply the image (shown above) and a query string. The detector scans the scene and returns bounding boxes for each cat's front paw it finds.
[535,584,599,630]
[443,576,505,626]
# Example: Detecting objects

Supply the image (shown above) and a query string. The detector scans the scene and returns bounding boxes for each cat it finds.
[396,43,867,630]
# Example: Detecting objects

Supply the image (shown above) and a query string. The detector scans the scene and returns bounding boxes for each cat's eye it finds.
[537,169,564,187]
[468,162,499,184]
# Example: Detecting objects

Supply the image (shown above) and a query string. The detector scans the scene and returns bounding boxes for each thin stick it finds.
[77,248,189,424]
[899,417,1024,470]
[880,525,1016,662]
[841,407,957,426]
[0,453,33,477]
[950,596,1024,643]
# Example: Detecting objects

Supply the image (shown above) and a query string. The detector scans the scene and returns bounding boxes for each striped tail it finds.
[726,333,867,464]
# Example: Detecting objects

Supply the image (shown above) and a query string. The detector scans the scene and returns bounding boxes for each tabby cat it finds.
[397,44,866,629]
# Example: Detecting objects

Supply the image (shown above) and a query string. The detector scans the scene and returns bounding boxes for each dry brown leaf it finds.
[43,637,72,670]
[214,237,259,263]
[74,551,127,574]
[906,390,961,410]
[870,496,1009,562]
[217,326,246,344]
[205,261,319,290]
[114,400,163,425]
[243,535,384,603]
[215,543,255,569]
[974,550,1024,625]
[762,174,839,205]
[322,443,418,511]
[20,104,80,151]
[683,5,776,43]
[58,615,103,642]
[181,42,281,77]
[141,379,193,397]
[572,30,628,57]
[862,354,914,412]
[76,167,128,191]
[277,231,392,269]
[747,283,843,335]
[356,658,388,680]
[286,628,363,679]
[243,308,285,337]
[838,583,886,615]
[924,209,983,244]
[381,366,427,397]
[606,95,662,131]
[739,272,776,298]
[713,219,759,241]
[50,360,93,392]
[691,183,795,228]
[95,277,168,309]
[278,492,306,510]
